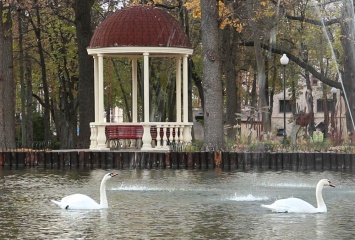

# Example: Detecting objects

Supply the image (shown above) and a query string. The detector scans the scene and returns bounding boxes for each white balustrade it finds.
[156,125,162,148]
[89,122,192,151]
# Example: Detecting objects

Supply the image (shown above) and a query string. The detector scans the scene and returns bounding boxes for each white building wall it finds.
[271,82,347,138]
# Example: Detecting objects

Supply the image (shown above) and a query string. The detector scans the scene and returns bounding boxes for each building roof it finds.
[89,5,192,49]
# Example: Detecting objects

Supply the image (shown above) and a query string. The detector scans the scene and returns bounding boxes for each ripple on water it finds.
[227,193,269,201]
[0,169,355,239]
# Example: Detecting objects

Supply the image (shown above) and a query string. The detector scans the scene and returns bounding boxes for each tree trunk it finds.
[247,0,270,133]
[269,56,277,127]
[18,9,27,146]
[111,60,132,122]
[30,2,51,143]
[46,16,78,149]
[73,0,95,148]
[300,42,315,136]
[248,73,257,143]
[221,26,238,142]
[201,0,224,150]
[0,3,15,150]
[18,9,34,148]
[58,89,77,149]
[340,0,355,133]
[190,59,204,109]
[25,53,33,146]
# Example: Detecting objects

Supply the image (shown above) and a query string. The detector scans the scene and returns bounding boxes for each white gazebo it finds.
[87,5,194,150]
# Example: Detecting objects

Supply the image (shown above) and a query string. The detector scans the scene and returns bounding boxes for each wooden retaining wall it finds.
[0,151,355,171]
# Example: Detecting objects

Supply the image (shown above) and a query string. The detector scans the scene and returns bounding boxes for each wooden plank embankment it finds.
[0,151,354,171]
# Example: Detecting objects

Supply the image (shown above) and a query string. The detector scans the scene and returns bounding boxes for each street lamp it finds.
[280,54,289,144]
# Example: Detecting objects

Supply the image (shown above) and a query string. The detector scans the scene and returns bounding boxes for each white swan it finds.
[261,179,335,213]
[51,172,118,210]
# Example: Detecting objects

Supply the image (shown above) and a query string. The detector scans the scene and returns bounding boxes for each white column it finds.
[143,53,150,123]
[176,57,182,123]
[90,55,99,149]
[98,54,105,123]
[182,55,192,143]
[132,58,138,123]
[94,55,99,122]
[141,52,152,149]
[183,55,188,123]
[96,54,108,149]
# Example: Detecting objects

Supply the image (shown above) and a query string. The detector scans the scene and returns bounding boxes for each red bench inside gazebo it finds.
[105,125,178,149]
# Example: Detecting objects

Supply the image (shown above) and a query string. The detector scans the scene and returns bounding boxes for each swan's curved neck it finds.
[316,182,326,211]
[99,178,108,208]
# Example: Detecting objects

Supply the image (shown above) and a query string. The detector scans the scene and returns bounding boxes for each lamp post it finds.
[280,54,289,144]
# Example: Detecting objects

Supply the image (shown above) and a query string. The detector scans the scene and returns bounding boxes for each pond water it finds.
[0,167,355,239]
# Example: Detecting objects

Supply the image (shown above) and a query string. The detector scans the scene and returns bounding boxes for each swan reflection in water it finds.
[261,179,335,213]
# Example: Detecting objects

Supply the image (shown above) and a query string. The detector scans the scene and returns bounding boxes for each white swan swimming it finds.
[261,179,335,213]
[51,172,118,210]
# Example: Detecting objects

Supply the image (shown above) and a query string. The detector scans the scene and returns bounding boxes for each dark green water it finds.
[0,168,354,239]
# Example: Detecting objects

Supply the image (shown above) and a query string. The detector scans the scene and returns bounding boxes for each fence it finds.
[0,150,354,171]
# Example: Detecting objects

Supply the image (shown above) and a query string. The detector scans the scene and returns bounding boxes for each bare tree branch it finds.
[242,41,342,89]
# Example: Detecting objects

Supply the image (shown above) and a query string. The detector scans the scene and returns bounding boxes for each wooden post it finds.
[113,152,122,169]
[207,152,214,169]
[298,152,306,171]
[244,152,252,170]
[322,153,331,171]
[187,152,194,169]
[150,152,157,169]
[18,152,25,167]
[179,152,187,169]
[4,152,11,166]
[37,152,45,167]
[268,152,275,169]
[105,152,113,168]
[83,151,92,167]
[290,153,298,171]
[100,152,107,168]
[222,152,230,170]
[190,152,198,169]
[276,152,283,170]
[314,153,323,171]
[307,152,315,170]
[229,152,237,169]
[165,152,171,169]
[0,152,4,166]
[330,152,337,170]
[122,152,130,169]
[171,152,178,169]
[158,152,166,169]
[78,151,85,166]
[214,151,222,168]
[336,153,345,169]
[344,153,351,169]
[282,153,290,170]
[261,152,270,169]
[351,153,355,170]
[92,152,100,167]
[237,152,244,170]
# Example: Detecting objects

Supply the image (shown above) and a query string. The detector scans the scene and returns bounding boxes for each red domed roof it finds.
[89,5,192,49]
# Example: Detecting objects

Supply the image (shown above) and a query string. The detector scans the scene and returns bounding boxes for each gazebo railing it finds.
[89,122,193,150]
[149,124,188,149]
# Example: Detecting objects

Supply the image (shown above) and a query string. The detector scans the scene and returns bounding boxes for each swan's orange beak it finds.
[109,173,118,177]
[328,181,335,187]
